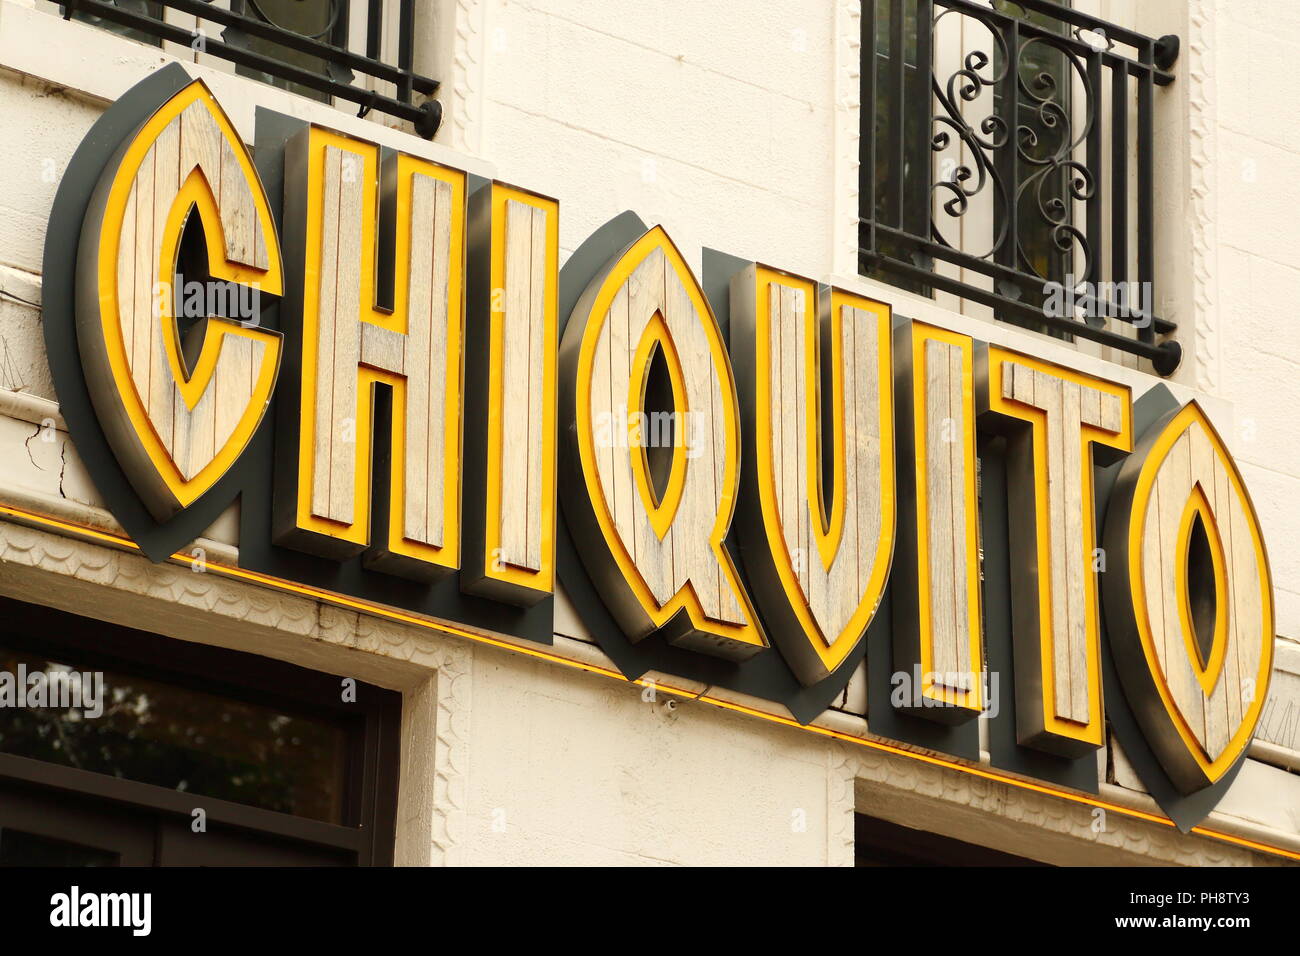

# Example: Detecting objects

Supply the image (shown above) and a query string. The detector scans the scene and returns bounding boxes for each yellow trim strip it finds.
[0,500,1294,863]
[910,323,983,712]
[1175,483,1230,697]
[292,129,466,569]
[985,347,1133,749]
[573,226,764,650]
[627,309,688,537]
[96,81,283,510]
[1126,403,1275,780]
[751,267,895,673]
[482,184,558,592]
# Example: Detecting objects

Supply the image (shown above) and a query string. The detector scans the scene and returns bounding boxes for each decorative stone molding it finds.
[1186,0,1220,393]
[826,743,857,866]
[832,1,863,277]
[354,611,473,866]
[448,0,488,155]
[842,739,1288,866]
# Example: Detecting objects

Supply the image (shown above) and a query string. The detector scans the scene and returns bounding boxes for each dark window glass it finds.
[0,646,349,823]
[855,814,1051,866]
[232,0,350,104]
[63,0,166,48]
[869,0,929,295]
[0,828,120,867]
[44,1,351,106]
[867,1,1075,306]
[993,1,1074,291]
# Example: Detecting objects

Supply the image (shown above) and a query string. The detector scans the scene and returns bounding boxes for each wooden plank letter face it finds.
[1103,401,1275,794]
[278,127,466,580]
[462,184,559,607]
[891,322,983,723]
[980,348,1132,756]
[729,265,895,685]
[75,80,283,521]
[560,227,766,660]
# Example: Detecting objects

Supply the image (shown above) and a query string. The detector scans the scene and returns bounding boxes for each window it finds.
[859,0,1181,375]
[993,1,1073,301]
[0,596,400,866]
[41,1,441,138]
[855,814,1050,866]
[229,0,354,105]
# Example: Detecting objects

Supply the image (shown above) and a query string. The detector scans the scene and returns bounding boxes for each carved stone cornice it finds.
[1186,0,1220,393]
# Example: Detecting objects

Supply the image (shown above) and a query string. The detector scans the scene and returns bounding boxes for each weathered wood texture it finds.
[588,246,744,629]
[1138,418,1265,762]
[307,145,455,554]
[921,337,975,692]
[1001,360,1125,724]
[496,198,549,573]
[117,99,269,483]
[765,284,884,647]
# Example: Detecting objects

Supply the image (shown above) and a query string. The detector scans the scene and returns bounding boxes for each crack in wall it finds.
[23,421,44,471]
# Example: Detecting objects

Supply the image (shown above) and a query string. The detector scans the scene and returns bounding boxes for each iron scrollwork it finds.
[927,6,1095,290]
[929,7,1012,263]
[862,0,1182,374]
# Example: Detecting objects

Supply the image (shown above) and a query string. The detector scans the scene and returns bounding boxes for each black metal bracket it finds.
[357,89,377,120]
[1155,34,1180,71]
[415,100,443,141]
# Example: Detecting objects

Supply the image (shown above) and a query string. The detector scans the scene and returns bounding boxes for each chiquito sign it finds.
[41,68,1274,826]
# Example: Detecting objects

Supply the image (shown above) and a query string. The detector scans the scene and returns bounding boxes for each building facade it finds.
[0,0,1295,866]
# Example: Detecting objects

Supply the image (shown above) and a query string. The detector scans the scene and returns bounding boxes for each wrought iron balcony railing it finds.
[58,0,442,138]
[858,0,1181,374]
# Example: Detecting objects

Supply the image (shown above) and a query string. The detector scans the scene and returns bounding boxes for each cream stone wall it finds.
[0,0,1294,866]
[1211,1,1300,645]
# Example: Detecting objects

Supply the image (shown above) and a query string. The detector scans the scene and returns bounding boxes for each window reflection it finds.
[233,0,349,104]
[0,647,348,823]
